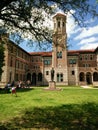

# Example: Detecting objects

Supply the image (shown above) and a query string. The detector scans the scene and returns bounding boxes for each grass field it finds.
[0,86,98,129]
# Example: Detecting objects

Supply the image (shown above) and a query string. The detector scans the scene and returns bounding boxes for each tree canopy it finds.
[0,0,98,44]
[0,0,98,79]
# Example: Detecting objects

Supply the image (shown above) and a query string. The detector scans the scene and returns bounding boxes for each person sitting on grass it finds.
[11,86,17,97]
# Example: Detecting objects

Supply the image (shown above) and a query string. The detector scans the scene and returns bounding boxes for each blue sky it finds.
[19,0,98,52]
[66,13,98,50]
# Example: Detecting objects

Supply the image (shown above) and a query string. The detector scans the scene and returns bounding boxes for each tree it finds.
[0,0,98,44]
[0,0,98,77]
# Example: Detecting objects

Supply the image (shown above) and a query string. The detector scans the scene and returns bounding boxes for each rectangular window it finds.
[57,74,59,82]
[60,74,63,82]
[85,55,88,60]
[57,73,63,82]
[46,71,49,75]
[44,60,47,65]
[69,59,76,64]
[44,60,51,65]
[72,71,75,75]
[73,59,76,64]
[69,59,73,64]
[90,55,93,60]
[80,56,82,60]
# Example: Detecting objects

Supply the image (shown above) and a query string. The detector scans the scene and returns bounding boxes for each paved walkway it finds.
[81,85,98,89]
[81,85,92,88]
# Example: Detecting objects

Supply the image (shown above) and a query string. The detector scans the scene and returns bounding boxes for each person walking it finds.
[11,86,17,97]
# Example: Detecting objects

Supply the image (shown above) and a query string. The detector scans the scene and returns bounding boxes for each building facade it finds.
[0,13,98,87]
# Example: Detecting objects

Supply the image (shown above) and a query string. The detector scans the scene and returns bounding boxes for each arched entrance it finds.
[79,72,85,81]
[32,73,36,85]
[86,72,92,84]
[93,72,98,81]
[27,73,31,81]
[38,73,42,82]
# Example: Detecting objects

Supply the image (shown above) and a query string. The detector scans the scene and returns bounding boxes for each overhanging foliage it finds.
[0,0,98,44]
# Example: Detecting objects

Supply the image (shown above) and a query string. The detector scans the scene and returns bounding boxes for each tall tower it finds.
[52,13,68,85]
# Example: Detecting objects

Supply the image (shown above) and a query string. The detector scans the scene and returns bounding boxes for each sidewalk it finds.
[81,85,98,89]
[81,85,92,88]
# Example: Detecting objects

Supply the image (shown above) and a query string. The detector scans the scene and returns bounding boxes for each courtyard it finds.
[0,86,98,129]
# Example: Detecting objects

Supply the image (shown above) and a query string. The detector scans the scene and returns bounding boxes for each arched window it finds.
[59,51,62,58]
[79,72,85,81]
[27,73,31,80]
[93,72,98,81]
[63,22,65,27]
[86,72,92,84]
[57,51,62,58]
[38,73,42,82]
[58,21,60,28]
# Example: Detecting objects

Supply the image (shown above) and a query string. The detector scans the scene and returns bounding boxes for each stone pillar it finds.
[84,73,87,85]
[49,81,56,89]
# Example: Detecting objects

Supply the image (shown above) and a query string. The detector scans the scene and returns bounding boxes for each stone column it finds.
[49,81,56,89]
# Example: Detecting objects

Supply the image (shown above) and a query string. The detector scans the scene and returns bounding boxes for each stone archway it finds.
[27,73,31,81]
[38,73,42,82]
[93,72,98,81]
[86,72,92,84]
[32,73,36,85]
[79,72,85,81]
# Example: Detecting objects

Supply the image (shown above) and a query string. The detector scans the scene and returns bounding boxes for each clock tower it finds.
[52,13,68,85]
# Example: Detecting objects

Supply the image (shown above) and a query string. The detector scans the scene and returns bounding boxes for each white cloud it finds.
[78,37,97,45]
[80,43,98,50]
[74,25,98,40]
[66,13,98,50]
[66,13,76,37]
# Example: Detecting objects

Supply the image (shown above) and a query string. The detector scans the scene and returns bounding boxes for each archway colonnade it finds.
[79,71,98,85]
[26,72,43,85]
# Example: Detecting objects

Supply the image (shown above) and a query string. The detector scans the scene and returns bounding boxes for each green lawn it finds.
[0,86,98,129]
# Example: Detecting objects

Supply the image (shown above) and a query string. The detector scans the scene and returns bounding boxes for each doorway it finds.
[86,72,92,84]
[32,73,36,85]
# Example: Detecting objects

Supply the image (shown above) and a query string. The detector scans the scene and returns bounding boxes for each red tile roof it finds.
[68,49,95,53]
[29,51,52,56]
[53,12,66,18]
[29,48,96,57]
[68,49,95,56]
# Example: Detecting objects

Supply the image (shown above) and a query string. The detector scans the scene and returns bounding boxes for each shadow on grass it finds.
[0,88,34,94]
[17,88,34,93]
[0,102,98,130]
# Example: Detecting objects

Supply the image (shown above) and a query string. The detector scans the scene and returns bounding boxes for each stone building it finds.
[0,13,98,87]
